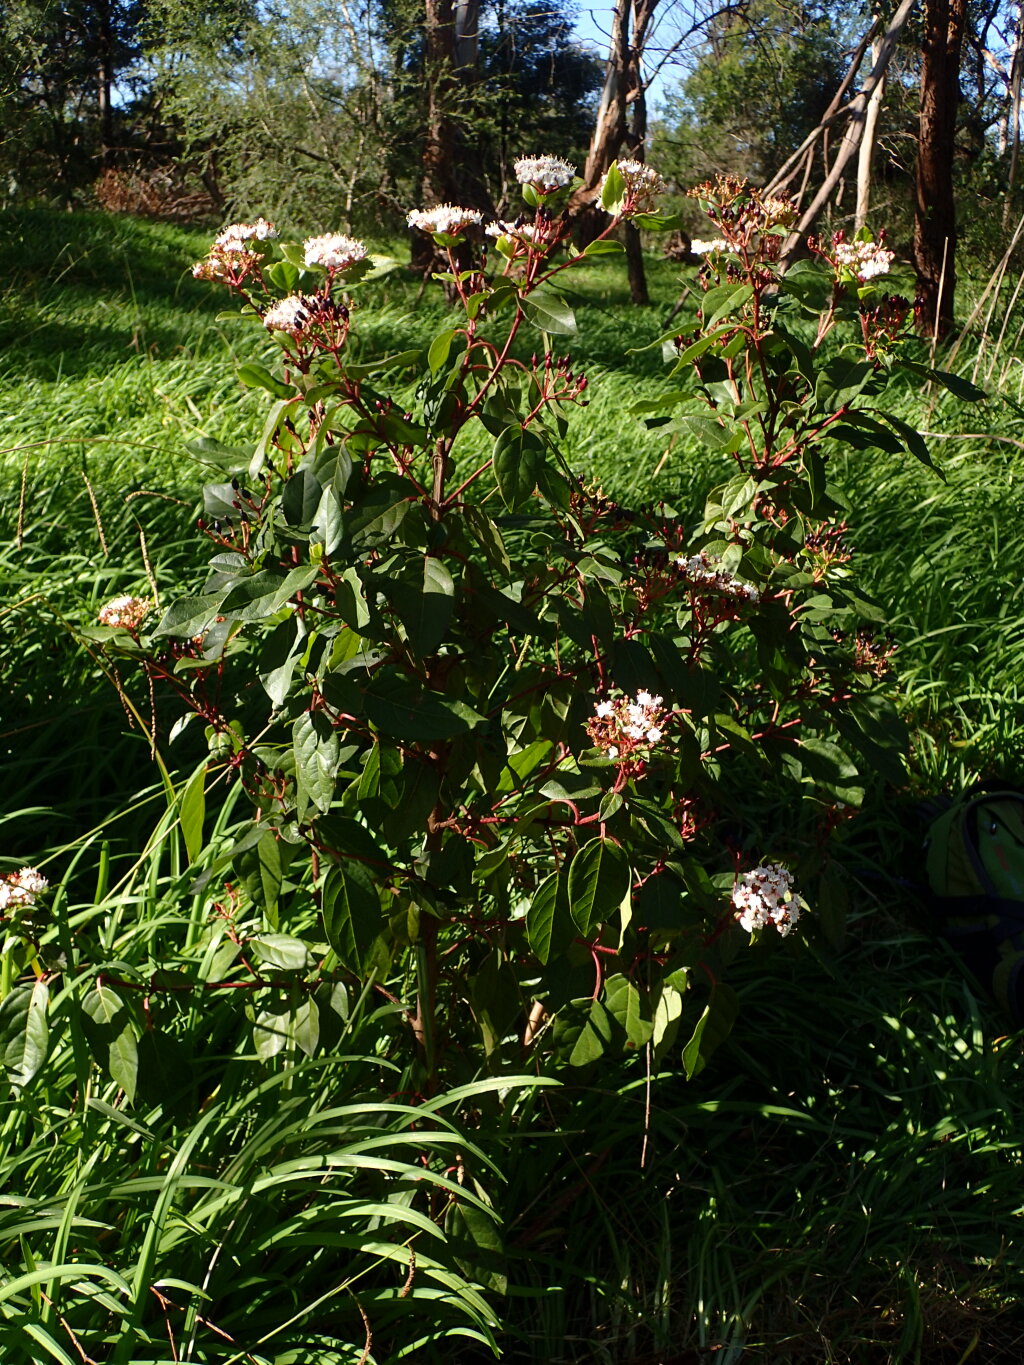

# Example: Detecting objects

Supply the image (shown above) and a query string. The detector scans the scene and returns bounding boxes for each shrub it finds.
[28,166,983,1099]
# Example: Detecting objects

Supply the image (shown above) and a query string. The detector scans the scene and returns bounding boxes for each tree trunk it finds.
[414,0,492,272]
[1004,0,1024,224]
[573,0,659,301]
[97,0,115,170]
[913,0,968,339]
[777,0,915,268]
[580,0,630,194]
[855,32,886,230]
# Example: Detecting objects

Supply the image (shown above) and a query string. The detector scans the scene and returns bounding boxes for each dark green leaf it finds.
[365,677,487,741]
[266,260,301,293]
[701,282,753,329]
[631,211,682,231]
[901,359,985,402]
[493,425,545,512]
[519,286,577,335]
[219,565,318,623]
[82,984,138,1100]
[814,355,876,409]
[237,363,294,400]
[321,862,383,972]
[876,410,944,478]
[527,871,574,964]
[293,711,339,815]
[258,615,304,707]
[0,980,48,1087]
[568,996,617,1066]
[387,556,455,656]
[282,468,323,526]
[567,839,631,935]
[678,413,745,454]
[682,983,738,1080]
[237,828,284,924]
[153,592,225,640]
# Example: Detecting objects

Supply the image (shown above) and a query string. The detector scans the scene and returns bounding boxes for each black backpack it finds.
[924,787,1024,1025]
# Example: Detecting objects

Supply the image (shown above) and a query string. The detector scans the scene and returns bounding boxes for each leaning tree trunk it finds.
[855,30,886,231]
[573,0,659,303]
[913,0,968,339]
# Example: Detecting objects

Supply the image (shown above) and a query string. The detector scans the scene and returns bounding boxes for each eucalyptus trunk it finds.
[913,0,967,339]
[574,0,659,303]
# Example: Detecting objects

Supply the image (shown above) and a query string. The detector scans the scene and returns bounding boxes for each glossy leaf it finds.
[0,979,49,1087]
[493,425,545,511]
[526,870,574,964]
[567,838,631,935]
[82,984,138,1101]
[682,983,739,1080]
[519,286,577,335]
[321,862,383,972]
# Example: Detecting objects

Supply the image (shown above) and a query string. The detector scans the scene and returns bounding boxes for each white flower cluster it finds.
[303,233,367,270]
[834,239,895,282]
[732,863,802,936]
[606,159,666,214]
[676,552,759,602]
[214,218,277,252]
[407,205,484,236]
[514,155,576,193]
[0,867,48,913]
[485,220,546,245]
[588,690,667,761]
[691,237,730,256]
[193,220,276,280]
[263,294,311,337]
[98,595,153,630]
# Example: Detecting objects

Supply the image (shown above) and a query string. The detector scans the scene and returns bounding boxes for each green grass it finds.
[4,207,1024,1363]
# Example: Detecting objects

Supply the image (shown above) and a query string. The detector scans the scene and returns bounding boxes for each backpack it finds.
[924,787,1024,1025]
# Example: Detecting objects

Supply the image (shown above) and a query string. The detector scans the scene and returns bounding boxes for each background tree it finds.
[652,0,850,203]
[1,0,145,202]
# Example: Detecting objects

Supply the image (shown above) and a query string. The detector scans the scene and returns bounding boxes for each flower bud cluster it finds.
[303,233,367,270]
[688,177,796,247]
[691,237,730,256]
[263,294,311,337]
[192,219,276,281]
[587,690,668,761]
[732,863,802,935]
[606,159,666,216]
[486,220,547,247]
[514,155,576,193]
[0,867,48,913]
[676,552,759,602]
[98,595,153,630]
[407,205,484,237]
[834,236,894,282]
[218,218,277,247]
